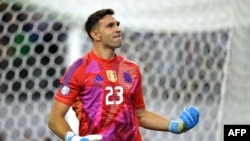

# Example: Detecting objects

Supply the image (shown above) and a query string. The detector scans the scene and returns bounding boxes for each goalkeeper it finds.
[48,8,200,141]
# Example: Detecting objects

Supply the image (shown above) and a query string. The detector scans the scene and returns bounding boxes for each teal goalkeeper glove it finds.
[64,131,102,141]
[168,106,199,134]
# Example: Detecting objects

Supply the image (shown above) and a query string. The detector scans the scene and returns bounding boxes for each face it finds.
[92,15,122,49]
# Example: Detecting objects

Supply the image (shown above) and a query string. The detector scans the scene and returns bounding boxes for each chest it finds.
[82,66,137,105]
[84,67,135,90]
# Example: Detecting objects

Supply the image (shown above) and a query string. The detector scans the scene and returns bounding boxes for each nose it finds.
[115,25,121,32]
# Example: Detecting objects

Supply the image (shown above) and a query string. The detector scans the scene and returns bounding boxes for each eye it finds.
[107,21,120,28]
[107,23,114,28]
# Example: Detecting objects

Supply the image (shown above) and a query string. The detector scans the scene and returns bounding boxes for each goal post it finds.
[0,0,250,141]
[64,26,83,135]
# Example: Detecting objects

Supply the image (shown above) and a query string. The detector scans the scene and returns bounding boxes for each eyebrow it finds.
[106,20,120,27]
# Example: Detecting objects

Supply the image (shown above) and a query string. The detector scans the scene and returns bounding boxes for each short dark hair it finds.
[84,8,115,40]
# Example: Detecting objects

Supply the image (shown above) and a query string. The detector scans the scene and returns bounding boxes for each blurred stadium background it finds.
[0,0,250,141]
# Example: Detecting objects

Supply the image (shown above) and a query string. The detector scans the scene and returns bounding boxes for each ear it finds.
[90,30,100,41]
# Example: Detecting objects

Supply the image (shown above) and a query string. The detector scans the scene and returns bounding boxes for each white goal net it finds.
[0,0,250,141]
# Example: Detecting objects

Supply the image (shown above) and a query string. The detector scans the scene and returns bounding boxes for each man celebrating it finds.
[48,8,199,141]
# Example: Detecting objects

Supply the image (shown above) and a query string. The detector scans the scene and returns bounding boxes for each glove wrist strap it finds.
[64,131,76,141]
[168,120,185,134]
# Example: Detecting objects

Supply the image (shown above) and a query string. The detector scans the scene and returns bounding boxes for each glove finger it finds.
[185,107,196,121]
[188,106,200,127]
[180,113,195,129]
[179,110,192,125]
[182,108,194,122]
[180,107,200,129]
[72,136,89,141]
[189,108,200,122]
[79,138,90,141]
[189,106,199,121]
[180,112,196,129]
[84,134,103,141]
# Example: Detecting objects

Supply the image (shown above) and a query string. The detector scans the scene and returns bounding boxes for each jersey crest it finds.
[106,70,117,82]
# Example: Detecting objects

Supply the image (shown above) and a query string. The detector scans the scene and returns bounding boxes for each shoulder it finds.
[66,52,91,72]
[117,54,137,64]
[65,57,85,76]
[116,54,140,69]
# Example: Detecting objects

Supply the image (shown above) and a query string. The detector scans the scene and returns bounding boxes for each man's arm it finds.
[48,100,103,141]
[136,106,199,134]
[48,100,72,140]
[136,108,171,131]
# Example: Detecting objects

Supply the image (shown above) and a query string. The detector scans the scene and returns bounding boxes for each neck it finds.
[92,46,115,60]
